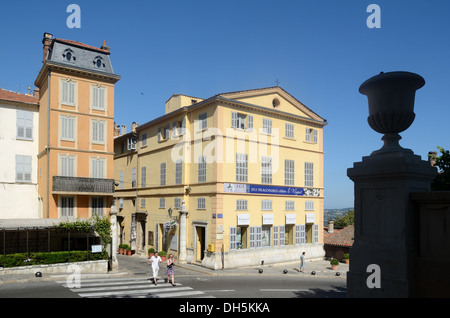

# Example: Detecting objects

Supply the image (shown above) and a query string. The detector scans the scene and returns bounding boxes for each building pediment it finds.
[218,86,325,123]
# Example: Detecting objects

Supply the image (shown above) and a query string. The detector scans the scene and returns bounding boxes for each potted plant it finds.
[343,253,349,264]
[159,251,167,262]
[330,258,339,270]
[126,245,132,256]
[148,248,155,258]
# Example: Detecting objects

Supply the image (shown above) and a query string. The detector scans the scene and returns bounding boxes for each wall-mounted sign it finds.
[91,245,102,253]
[224,183,320,197]
[262,214,274,225]
[237,214,250,225]
[224,183,247,193]
[285,214,296,224]
[306,213,315,224]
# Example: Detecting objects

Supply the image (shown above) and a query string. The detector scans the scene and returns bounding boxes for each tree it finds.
[334,209,354,228]
[429,147,450,191]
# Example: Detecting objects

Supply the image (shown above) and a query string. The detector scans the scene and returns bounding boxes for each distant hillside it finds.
[324,208,353,226]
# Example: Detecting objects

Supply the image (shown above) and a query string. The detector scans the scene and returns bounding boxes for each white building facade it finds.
[0,89,40,219]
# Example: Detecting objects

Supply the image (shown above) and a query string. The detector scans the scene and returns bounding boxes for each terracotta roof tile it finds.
[55,38,110,54]
[0,88,39,105]
[323,225,354,247]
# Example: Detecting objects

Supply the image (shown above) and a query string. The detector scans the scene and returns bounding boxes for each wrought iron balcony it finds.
[52,176,115,194]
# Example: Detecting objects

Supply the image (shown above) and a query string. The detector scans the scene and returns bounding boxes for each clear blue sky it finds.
[1,1,448,209]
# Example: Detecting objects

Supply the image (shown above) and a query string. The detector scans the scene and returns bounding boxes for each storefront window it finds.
[236,226,248,249]
[261,226,271,247]
[285,225,294,245]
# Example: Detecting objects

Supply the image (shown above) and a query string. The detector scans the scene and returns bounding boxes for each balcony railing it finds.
[52,176,115,194]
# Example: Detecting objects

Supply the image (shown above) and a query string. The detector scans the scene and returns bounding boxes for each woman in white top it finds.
[149,252,162,285]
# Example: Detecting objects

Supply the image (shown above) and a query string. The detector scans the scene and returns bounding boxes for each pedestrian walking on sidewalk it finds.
[150,252,162,285]
[299,252,306,273]
[166,253,176,286]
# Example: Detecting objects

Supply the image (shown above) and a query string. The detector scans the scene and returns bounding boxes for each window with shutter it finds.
[236,153,248,182]
[273,226,279,247]
[60,155,75,177]
[92,121,105,143]
[256,227,262,248]
[305,162,314,187]
[175,160,182,185]
[141,166,146,187]
[230,227,237,250]
[284,159,295,185]
[91,158,105,178]
[248,115,253,131]
[231,111,238,128]
[61,116,75,140]
[160,163,166,185]
[279,225,285,246]
[295,225,301,245]
[261,156,272,184]
[61,197,74,217]
[314,224,319,244]
[92,197,104,216]
[285,123,294,139]
[92,86,105,110]
[16,110,33,140]
[199,113,207,130]
[62,81,75,105]
[262,118,272,134]
[132,168,136,187]
[299,225,306,245]
[249,226,255,249]
[16,155,32,182]
[198,156,206,182]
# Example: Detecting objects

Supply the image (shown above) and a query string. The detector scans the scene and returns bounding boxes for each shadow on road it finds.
[293,285,347,298]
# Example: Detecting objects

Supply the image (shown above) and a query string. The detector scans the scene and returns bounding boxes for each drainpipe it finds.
[46,69,51,218]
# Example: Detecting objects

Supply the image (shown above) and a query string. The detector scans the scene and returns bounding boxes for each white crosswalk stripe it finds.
[55,276,214,298]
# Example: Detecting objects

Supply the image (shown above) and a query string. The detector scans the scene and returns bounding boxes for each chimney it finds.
[121,125,126,135]
[42,32,53,63]
[131,122,139,133]
[101,40,110,52]
[114,123,121,137]
[428,151,437,167]
[328,220,334,234]
[33,88,40,99]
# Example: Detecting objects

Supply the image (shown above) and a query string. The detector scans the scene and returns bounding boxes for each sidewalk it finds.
[176,258,349,278]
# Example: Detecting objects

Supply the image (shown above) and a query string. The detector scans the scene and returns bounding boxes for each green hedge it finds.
[0,251,109,268]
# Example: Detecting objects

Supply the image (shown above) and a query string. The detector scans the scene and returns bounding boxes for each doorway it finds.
[195,226,206,262]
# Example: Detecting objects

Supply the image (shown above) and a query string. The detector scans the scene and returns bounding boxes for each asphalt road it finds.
[0,254,347,299]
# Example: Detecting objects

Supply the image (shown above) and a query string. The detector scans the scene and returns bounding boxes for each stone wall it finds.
[0,260,108,276]
[187,244,325,270]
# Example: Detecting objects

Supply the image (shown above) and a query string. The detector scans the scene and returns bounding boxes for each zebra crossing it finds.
[56,276,215,298]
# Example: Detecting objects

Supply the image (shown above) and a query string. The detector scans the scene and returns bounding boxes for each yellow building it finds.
[114,86,326,269]
[35,33,120,221]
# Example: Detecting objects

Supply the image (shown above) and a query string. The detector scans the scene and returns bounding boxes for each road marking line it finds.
[78,286,192,298]
[70,283,182,293]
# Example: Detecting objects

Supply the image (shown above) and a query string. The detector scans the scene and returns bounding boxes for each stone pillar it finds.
[110,204,119,269]
[347,71,437,297]
[178,201,188,263]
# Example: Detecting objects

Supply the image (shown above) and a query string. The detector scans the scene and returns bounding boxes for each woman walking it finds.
[166,254,176,286]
